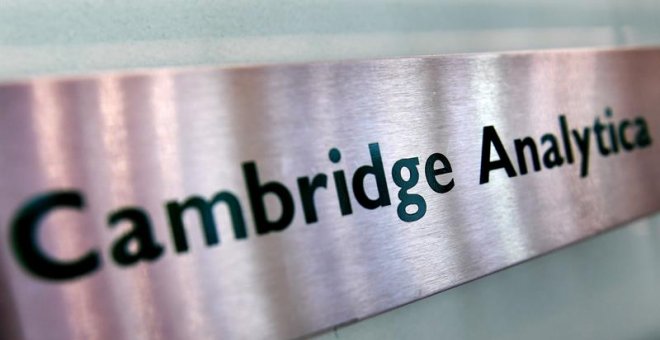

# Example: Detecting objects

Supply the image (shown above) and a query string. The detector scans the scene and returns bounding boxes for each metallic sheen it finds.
[1,47,659,339]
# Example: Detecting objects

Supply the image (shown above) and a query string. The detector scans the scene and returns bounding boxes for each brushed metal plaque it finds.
[0,48,659,339]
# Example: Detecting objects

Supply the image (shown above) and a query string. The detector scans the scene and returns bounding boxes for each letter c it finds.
[619,120,635,151]
[10,191,100,281]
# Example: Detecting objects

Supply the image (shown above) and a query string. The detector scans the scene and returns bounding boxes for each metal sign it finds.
[0,47,658,339]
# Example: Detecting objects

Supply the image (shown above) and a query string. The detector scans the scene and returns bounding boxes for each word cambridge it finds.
[8,108,652,281]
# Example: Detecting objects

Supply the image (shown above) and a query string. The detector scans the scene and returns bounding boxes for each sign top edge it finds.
[1,45,659,88]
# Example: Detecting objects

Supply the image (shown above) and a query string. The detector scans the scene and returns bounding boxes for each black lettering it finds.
[572,127,591,177]
[559,115,574,164]
[594,117,610,155]
[605,107,618,153]
[619,120,635,151]
[541,133,564,168]
[514,137,541,175]
[479,126,517,184]
[392,158,426,222]
[297,174,328,224]
[352,143,391,209]
[329,148,353,216]
[10,191,100,281]
[166,192,247,253]
[635,117,653,147]
[424,153,454,193]
[608,124,619,154]
[333,171,353,216]
[244,162,295,234]
[109,208,164,266]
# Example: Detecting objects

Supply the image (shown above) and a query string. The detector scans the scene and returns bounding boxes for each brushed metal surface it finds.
[0,48,659,339]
